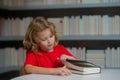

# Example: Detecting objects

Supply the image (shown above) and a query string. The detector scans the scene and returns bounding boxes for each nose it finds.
[47,38,51,43]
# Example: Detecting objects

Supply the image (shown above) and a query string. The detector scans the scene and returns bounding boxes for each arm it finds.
[24,64,71,76]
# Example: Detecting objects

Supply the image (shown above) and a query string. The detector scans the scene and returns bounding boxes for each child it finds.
[23,17,76,76]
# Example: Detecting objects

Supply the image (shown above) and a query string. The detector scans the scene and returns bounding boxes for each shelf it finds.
[0,36,24,48]
[0,35,120,49]
[1,35,120,41]
[0,3,120,10]
[60,35,120,40]
[0,3,120,18]
[59,35,120,49]
[0,36,23,41]
[0,66,20,73]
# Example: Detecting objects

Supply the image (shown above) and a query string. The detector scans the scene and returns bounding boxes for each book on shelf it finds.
[65,59,101,75]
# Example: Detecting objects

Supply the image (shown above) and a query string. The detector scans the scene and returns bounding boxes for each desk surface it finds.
[11,69,120,80]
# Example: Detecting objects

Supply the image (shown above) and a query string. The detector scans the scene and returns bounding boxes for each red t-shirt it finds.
[24,44,74,68]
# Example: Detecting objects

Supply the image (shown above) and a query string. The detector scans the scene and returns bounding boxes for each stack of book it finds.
[65,59,101,75]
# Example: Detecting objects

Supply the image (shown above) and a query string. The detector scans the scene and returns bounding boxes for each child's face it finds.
[37,28,55,52]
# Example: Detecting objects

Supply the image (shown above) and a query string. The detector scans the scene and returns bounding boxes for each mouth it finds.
[48,44,53,47]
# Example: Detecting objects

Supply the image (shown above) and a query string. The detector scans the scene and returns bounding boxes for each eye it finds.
[41,38,46,41]
[50,35,53,38]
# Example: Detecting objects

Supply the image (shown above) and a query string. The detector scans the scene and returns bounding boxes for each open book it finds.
[65,59,101,75]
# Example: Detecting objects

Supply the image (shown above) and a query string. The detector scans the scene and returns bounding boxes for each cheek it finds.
[39,41,47,47]
[51,36,55,41]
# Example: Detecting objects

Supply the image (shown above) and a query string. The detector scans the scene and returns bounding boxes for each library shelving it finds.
[0,2,120,74]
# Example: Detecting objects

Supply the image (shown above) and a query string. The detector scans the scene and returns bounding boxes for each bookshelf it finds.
[0,2,120,73]
[0,3,120,48]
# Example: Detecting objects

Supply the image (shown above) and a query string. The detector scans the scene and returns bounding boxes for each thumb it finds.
[63,65,66,68]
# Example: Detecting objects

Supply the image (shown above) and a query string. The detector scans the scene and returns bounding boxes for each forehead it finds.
[38,28,52,37]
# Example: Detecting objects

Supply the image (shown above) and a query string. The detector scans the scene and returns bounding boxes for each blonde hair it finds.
[23,17,59,52]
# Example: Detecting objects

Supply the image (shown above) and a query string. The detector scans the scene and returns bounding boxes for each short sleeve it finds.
[24,51,37,66]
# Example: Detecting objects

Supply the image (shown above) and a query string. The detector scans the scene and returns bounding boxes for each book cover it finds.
[65,59,101,75]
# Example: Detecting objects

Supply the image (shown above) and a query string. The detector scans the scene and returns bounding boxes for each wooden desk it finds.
[11,69,120,80]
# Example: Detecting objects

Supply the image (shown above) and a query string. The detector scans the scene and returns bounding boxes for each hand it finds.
[54,66,71,76]
[59,54,76,62]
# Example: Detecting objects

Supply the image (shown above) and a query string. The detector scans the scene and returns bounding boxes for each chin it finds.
[47,49,53,52]
[48,48,54,52]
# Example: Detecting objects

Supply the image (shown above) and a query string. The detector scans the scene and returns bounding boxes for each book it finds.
[65,59,101,75]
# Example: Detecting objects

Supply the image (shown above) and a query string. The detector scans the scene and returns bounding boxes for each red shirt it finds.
[24,44,74,68]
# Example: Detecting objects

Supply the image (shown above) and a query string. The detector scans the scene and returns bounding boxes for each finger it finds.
[62,68,72,76]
